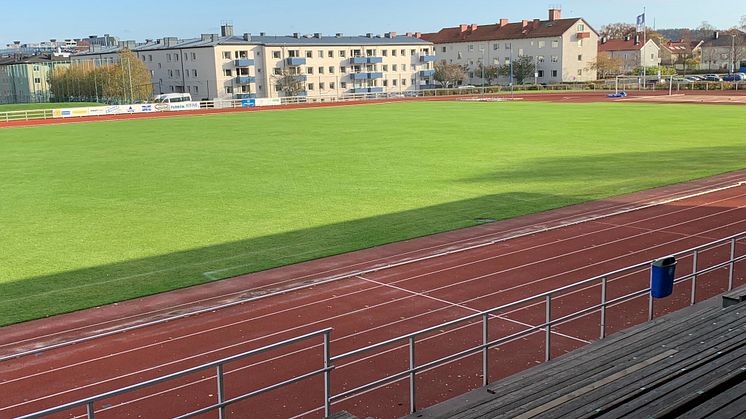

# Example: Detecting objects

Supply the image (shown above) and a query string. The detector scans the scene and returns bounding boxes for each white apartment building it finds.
[421,9,598,85]
[72,25,435,100]
[698,30,746,72]
[598,35,661,74]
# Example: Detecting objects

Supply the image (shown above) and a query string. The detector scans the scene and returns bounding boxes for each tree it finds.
[497,55,536,84]
[725,28,746,72]
[696,21,717,40]
[478,64,500,85]
[273,68,306,97]
[601,23,636,39]
[741,16,746,31]
[433,62,466,88]
[591,53,623,79]
[49,49,152,103]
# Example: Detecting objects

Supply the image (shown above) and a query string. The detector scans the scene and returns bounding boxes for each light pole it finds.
[731,33,737,74]
[509,43,514,96]
[480,47,485,94]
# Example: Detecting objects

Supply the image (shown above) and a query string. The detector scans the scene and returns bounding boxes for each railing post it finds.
[648,289,654,321]
[729,238,736,291]
[86,401,95,418]
[216,364,225,419]
[323,331,331,418]
[482,313,489,386]
[545,294,552,362]
[691,250,698,305]
[409,336,417,414]
[600,276,607,340]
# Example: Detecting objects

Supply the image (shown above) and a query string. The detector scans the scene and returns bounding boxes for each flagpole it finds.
[642,6,646,89]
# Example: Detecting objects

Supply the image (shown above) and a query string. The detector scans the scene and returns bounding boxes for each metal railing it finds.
[17,328,333,419]
[18,231,746,418]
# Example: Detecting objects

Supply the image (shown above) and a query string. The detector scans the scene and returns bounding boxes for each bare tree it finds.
[433,62,466,88]
[601,23,636,39]
[273,68,306,97]
[591,52,624,79]
[696,21,717,40]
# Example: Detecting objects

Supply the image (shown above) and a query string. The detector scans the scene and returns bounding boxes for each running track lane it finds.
[1,185,746,418]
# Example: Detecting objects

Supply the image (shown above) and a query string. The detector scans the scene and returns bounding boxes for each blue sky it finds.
[1,0,742,46]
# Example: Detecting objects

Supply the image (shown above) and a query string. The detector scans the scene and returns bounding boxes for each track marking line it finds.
[2,181,743,357]
[356,275,590,345]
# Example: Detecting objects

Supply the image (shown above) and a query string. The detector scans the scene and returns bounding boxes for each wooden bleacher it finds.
[405,286,746,419]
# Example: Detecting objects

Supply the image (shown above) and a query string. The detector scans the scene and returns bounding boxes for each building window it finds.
[402,79,407,86]
[226,86,233,93]
[341,82,347,88]
[149,55,153,61]
[329,66,335,73]
[578,24,585,31]
[382,50,388,57]
[538,41,545,48]
[383,80,388,86]
[339,50,346,57]
[194,86,199,93]
[171,86,175,92]
[34,78,41,84]
[400,49,406,56]
[175,54,179,61]
[469,45,474,51]
[392,64,398,71]
[192,53,197,60]
[552,40,559,48]
[225,69,232,76]
[158,63,162,69]
[167,54,172,61]
[518,48,524,56]
[493,43,499,50]
[442,46,446,53]
[538,70,544,77]
[457,52,463,59]
[175,69,180,77]
[393,79,397,86]
[578,39,583,47]
[318,50,324,58]
[307,67,314,74]
[223,52,231,59]
[319,82,325,89]
[392,49,397,57]
[552,70,558,77]
[537,55,545,63]
[383,64,388,71]
[168,69,173,77]
[193,69,198,77]
[340,66,346,73]
[505,43,511,49]
[274,67,282,75]
[578,54,582,61]
[411,49,416,55]
[318,66,324,74]
[306,50,313,58]
[551,55,559,63]
[402,64,406,71]
[504,58,510,65]
[577,69,583,76]
[308,83,314,90]
[330,82,335,89]
[327,50,334,58]
[184,53,188,61]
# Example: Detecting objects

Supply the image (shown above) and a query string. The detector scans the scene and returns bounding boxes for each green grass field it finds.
[1,101,746,325]
[0,102,99,112]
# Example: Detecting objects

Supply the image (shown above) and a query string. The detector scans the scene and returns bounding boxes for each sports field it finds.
[0,102,99,112]
[1,101,745,325]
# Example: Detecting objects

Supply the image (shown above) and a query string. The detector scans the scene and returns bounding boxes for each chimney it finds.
[532,19,541,29]
[499,18,509,28]
[521,20,529,29]
[314,33,322,39]
[336,33,343,37]
[714,31,719,39]
[366,33,373,38]
[624,35,631,42]
[221,24,234,37]
[601,36,608,44]
[260,32,266,36]
[549,8,561,21]
[415,32,422,39]
[200,34,212,42]
[385,32,397,38]
[243,33,252,41]
[634,34,640,45]
[293,32,301,38]
[459,24,468,33]
[470,24,478,32]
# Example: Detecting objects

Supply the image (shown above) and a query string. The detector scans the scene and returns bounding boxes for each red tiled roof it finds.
[598,38,647,52]
[420,18,590,44]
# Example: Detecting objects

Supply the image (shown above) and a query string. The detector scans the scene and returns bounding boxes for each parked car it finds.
[721,73,745,82]
[685,75,704,81]
[702,74,722,81]
[671,77,690,82]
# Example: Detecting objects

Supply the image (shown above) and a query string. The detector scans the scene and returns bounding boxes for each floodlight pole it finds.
[480,47,485,94]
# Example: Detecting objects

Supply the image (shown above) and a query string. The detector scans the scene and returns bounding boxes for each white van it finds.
[153,93,192,103]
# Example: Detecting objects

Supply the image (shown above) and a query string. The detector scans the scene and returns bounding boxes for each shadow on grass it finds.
[0,192,585,326]
[460,145,746,186]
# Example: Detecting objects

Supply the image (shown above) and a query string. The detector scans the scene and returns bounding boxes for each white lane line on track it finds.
[356,275,591,345]
[2,181,743,356]
[5,204,746,414]
[3,190,746,392]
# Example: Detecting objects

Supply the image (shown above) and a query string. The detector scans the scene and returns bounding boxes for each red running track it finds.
[2,175,746,418]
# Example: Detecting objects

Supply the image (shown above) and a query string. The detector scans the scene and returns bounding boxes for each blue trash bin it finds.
[650,256,677,298]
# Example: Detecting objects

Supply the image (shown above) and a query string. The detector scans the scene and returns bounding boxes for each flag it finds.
[636,13,646,32]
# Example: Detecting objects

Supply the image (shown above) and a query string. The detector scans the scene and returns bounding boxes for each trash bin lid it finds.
[652,256,677,268]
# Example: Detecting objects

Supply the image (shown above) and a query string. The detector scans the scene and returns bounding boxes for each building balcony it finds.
[235,93,256,99]
[350,56,368,64]
[420,69,436,77]
[351,72,384,80]
[292,74,307,81]
[235,59,255,67]
[420,55,437,63]
[351,87,384,94]
[366,57,383,64]
[236,76,256,84]
[368,87,384,93]
[351,88,369,94]
[286,57,306,66]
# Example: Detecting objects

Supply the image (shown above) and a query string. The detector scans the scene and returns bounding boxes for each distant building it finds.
[698,30,746,72]
[420,9,599,85]
[72,25,434,100]
[598,35,660,73]
[0,55,70,104]
[659,39,703,70]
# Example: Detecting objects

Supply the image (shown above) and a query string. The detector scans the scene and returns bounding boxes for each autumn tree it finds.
[273,68,306,96]
[478,64,501,85]
[591,52,623,79]
[601,23,636,39]
[433,62,466,88]
[497,55,536,84]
